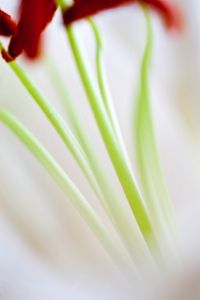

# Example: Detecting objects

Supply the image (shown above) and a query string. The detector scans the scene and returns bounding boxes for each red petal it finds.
[8,0,57,60]
[63,0,182,30]
[1,49,14,62]
[141,0,183,29]
[0,9,17,36]
[63,0,132,25]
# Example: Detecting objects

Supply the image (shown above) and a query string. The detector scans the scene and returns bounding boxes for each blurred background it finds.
[0,0,200,299]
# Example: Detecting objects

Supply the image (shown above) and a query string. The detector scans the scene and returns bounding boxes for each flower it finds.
[1,0,200,299]
[1,0,57,62]
[63,0,182,29]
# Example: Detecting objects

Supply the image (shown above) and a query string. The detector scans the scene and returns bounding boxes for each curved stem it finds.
[66,24,155,249]
[45,59,152,263]
[0,108,130,270]
[7,60,114,219]
[88,18,126,146]
[134,9,175,250]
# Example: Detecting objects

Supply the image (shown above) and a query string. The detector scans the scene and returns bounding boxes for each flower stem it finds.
[0,108,130,271]
[7,59,116,218]
[87,18,116,134]
[45,59,152,263]
[134,9,175,248]
[66,24,155,249]
[88,18,126,148]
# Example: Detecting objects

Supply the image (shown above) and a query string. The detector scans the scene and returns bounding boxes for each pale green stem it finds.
[87,19,152,229]
[87,17,156,256]
[87,18,116,133]
[7,60,116,219]
[134,10,175,247]
[66,25,155,249]
[0,108,130,271]
[45,59,152,263]
[45,60,116,217]
[88,18,135,161]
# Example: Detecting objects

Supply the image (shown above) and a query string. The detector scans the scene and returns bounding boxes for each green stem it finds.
[0,108,129,270]
[134,9,175,245]
[7,60,114,218]
[66,24,155,248]
[88,18,116,133]
[45,59,152,262]
[88,18,132,153]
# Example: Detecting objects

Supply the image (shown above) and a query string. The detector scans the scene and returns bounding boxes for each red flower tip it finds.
[63,0,182,30]
[0,9,17,37]
[1,49,14,62]
[8,0,57,60]
[1,0,57,62]
[141,0,183,31]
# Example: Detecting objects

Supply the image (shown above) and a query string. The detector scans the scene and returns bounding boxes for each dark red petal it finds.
[1,49,14,62]
[63,0,182,30]
[63,0,132,25]
[141,0,183,29]
[8,0,57,60]
[0,9,17,36]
